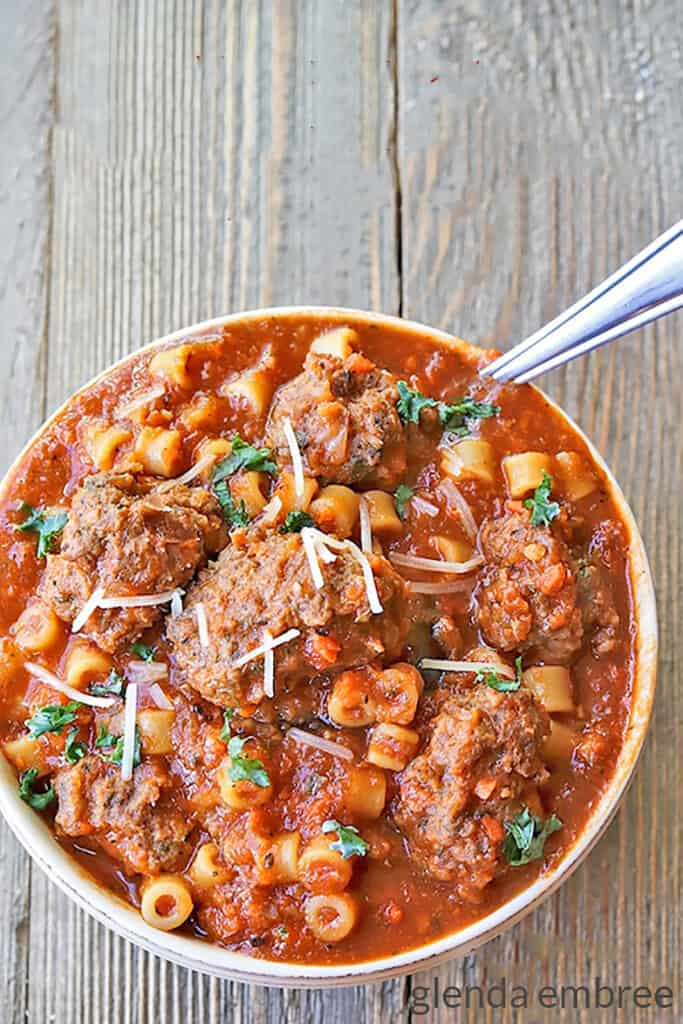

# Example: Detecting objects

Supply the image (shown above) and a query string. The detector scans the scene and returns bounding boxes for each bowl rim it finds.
[0,305,658,987]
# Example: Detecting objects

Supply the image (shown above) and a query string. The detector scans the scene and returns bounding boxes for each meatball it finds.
[166,531,410,708]
[39,471,226,651]
[394,686,549,897]
[265,351,407,487]
[54,756,193,875]
[475,508,583,663]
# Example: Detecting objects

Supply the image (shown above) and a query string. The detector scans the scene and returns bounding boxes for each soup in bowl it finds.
[0,308,656,985]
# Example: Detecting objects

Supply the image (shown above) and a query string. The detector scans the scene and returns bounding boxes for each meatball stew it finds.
[0,314,635,965]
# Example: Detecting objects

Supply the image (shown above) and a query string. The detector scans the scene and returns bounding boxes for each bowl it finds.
[0,306,657,987]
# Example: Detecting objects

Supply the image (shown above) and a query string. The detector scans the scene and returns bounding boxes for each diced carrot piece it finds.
[347,353,375,374]
[474,776,498,801]
[539,562,567,595]
[482,814,505,843]
[305,633,341,670]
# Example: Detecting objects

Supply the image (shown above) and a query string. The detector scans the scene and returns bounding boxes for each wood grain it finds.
[0,0,681,1021]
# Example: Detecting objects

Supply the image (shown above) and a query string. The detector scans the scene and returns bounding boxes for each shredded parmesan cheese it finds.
[117,384,165,418]
[282,416,305,501]
[98,589,180,609]
[300,527,325,589]
[170,589,184,618]
[263,630,275,699]
[406,580,467,595]
[71,586,105,633]
[437,478,478,541]
[231,628,301,669]
[157,452,216,492]
[389,551,484,575]
[24,662,116,708]
[359,496,372,553]
[195,602,209,648]
[126,660,168,684]
[419,658,516,677]
[149,683,174,709]
[411,495,440,518]
[303,528,383,614]
[120,683,138,781]
[288,727,353,761]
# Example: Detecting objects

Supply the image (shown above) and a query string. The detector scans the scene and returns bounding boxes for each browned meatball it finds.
[475,508,583,663]
[394,686,549,897]
[39,471,226,652]
[265,351,407,487]
[166,531,410,708]
[54,756,193,875]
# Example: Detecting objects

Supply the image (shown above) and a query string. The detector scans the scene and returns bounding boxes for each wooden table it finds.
[1,2,681,1021]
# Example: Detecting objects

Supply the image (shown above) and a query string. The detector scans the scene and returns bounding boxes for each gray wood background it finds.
[1,1,681,1021]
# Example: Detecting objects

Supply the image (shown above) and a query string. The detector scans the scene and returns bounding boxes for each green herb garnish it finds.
[14,502,68,558]
[90,670,125,698]
[96,725,141,768]
[476,655,523,693]
[26,702,80,740]
[396,382,439,424]
[322,819,369,860]
[502,807,563,866]
[95,724,117,749]
[524,471,560,527]
[393,484,414,520]
[279,510,314,533]
[227,735,270,788]
[18,768,55,810]
[214,482,251,529]
[64,726,87,764]
[131,642,156,663]
[396,382,499,436]
[212,434,277,482]
[220,708,235,742]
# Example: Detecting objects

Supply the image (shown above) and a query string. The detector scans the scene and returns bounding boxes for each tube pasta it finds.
[178,393,222,431]
[502,452,554,498]
[3,735,49,774]
[137,708,176,755]
[216,752,272,810]
[309,326,358,360]
[373,663,423,725]
[64,641,113,690]
[229,471,268,517]
[441,439,496,485]
[310,485,360,538]
[134,426,184,477]
[328,671,377,728]
[554,451,599,501]
[224,370,274,417]
[85,423,133,471]
[272,470,318,514]
[298,835,353,894]
[343,765,386,819]
[13,603,63,653]
[367,723,420,771]
[362,490,403,539]
[140,874,194,931]
[522,666,574,713]
[304,892,359,943]
[434,536,474,564]
[188,842,230,888]
[255,831,301,885]
[149,344,194,389]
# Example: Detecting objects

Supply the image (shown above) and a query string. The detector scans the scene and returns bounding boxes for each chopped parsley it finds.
[524,471,560,527]
[212,434,277,482]
[131,642,156,663]
[96,724,141,768]
[64,726,87,764]
[393,484,414,520]
[502,807,563,866]
[95,724,117,749]
[18,768,55,810]
[227,735,270,788]
[220,708,235,742]
[279,510,314,533]
[476,656,523,693]
[26,702,80,740]
[14,502,68,558]
[396,382,499,436]
[90,670,125,698]
[322,819,369,860]
[214,481,251,529]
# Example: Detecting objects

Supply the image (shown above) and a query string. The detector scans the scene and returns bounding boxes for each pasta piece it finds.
[298,835,353,894]
[271,470,318,515]
[229,471,268,517]
[3,735,49,775]
[64,641,113,690]
[195,437,233,480]
[328,671,377,728]
[84,423,133,471]
[149,344,194,389]
[224,369,274,417]
[554,451,599,501]
[188,842,230,888]
[12,602,63,653]
[140,875,194,931]
[373,663,423,725]
[343,765,386,819]
[542,720,579,763]
[310,485,360,539]
[367,723,420,771]
[217,752,273,810]
[523,666,574,713]
[309,326,358,359]
[434,536,474,564]
[255,831,301,885]
[137,708,175,755]
[502,452,554,498]
[440,439,496,485]
[362,490,403,539]
[134,426,184,477]
[178,393,221,431]
[304,893,359,943]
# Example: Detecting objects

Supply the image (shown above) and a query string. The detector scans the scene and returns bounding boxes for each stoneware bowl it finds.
[0,307,657,987]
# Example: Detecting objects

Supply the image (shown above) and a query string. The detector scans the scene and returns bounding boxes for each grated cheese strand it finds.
[117,384,165,418]
[359,496,373,553]
[300,527,324,588]
[98,589,180,609]
[288,727,353,761]
[170,589,184,618]
[24,662,116,709]
[389,551,484,576]
[419,658,516,677]
[149,683,174,709]
[406,580,466,595]
[304,527,383,614]
[120,683,138,781]
[282,417,305,501]
[231,628,301,669]
[157,453,216,492]
[263,630,275,699]
[195,602,209,648]
[72,586,105,634]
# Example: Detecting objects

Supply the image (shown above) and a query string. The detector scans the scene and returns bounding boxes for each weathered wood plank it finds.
[397,1,682,1020]
[0,2,56,1022]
